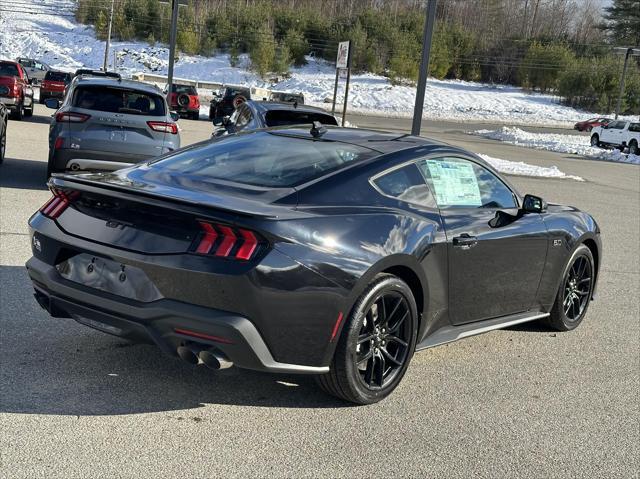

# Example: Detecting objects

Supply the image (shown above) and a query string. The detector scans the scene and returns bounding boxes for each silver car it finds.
[45,77,180,176]
[16,58,50,85]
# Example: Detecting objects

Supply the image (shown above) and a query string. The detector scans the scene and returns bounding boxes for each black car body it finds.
[212,101,338,137]
[26,127,601,404]
[209,86,251,124]
[0,102,7,163]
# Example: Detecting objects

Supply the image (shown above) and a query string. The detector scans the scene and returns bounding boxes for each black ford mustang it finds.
[26,126,601,404]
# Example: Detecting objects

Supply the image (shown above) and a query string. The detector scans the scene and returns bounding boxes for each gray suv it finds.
[45,77,180,176]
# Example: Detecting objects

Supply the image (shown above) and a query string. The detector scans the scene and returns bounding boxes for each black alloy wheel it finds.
[545,244,594,331]
[355,291,412,389]
[316,274,418,404]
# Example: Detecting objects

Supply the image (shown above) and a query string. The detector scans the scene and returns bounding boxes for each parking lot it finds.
[1,105,638,477]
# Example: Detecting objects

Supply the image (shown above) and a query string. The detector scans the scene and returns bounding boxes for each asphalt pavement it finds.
[0,105,638,478]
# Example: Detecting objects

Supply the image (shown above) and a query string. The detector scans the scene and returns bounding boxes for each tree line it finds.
[75,0,640,114]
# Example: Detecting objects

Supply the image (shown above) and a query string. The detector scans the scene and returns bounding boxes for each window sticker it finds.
[425,160,482,207]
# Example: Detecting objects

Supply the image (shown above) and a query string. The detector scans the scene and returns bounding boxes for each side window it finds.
[417,157,517,209]
[373,164,435,208]
[609,121,624,130]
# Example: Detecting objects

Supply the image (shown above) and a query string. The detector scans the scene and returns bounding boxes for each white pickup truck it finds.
[591,120,640,154]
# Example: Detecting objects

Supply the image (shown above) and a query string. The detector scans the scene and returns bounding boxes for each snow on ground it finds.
[478,154,584,181]
[475,127,640,165]
[1,0,634,128]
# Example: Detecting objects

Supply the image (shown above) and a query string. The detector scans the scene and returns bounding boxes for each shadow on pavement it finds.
[22,113,53,125]
[0,158,48,190]
[0,266,350,415]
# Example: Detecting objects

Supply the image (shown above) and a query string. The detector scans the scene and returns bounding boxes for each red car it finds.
[40,70,73,103]
[0,60,34,120]
[168,83,200,120]
[574,117,611,132]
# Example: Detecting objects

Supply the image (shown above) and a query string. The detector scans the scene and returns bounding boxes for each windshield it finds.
[149,131,377,187]
[45,71,72,83]
[171,84,197,95]
[0,62,19,77]
[72,85,166,116]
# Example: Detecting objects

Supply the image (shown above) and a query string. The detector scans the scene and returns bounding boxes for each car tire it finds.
[24,104,33,118]
[11,101,24,121]
[315,274,418,405]
[0,125,6,164]
[191,111,200,121]
[544,244,595,332]
[629,140,638,155]
[590,134,600,147]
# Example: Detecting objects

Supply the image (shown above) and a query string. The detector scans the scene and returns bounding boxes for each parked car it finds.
[44,76,180,176]
[209,85,251,124]
[212,101,338,137]
[27,125,601,404]
[16,57,50,85]
[574,117,611,132]
[167,83,200,120]
[40,70,74,103]
[591,120,639,152]
[0,102,7,163]
[0,60,34,120]
[268,90,305,105]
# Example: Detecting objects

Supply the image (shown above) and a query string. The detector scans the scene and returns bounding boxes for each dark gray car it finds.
[45,77,180,176]
[16,58,50,85]
[212,101,338,137]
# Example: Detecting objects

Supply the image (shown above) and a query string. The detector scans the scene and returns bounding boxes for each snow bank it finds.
[478,154,584,181]
[1,0,634,128]
[475,127,640,165]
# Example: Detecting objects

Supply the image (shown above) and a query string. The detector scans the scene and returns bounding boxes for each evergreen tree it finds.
[602,0,640,45]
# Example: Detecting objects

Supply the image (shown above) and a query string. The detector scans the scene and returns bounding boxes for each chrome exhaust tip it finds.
[199,349,233,370]
[176,344,203,365]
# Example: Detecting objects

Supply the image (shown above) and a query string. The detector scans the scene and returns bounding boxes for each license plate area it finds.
[56,253,163,302]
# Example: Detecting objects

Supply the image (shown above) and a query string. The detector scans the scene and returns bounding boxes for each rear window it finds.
[0,62,19,77]
[72,85,166,116]
[149,131,377,187]
[45,71,72,83]
[171,84,197,95]
[629,123,640,133]
[265,111,338,127]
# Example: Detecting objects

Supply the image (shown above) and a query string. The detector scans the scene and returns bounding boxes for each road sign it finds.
[336,41,350,69]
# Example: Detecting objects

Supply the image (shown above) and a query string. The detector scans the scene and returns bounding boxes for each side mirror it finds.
[522,194,547,213]
[44,98,60,110]
[170,111,179,122]
[222,115,231,127]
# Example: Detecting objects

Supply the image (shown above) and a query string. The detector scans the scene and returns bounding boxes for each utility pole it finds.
[613,47,640,119]
[411,0,437,136]
[166,0,180,96]
[160,0,187,96]
[102,0,115,71]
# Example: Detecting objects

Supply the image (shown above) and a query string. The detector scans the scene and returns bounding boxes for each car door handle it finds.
[453,234,478,249]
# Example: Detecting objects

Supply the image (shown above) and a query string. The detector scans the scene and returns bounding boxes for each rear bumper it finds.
[41,90,65,99]
[26,256,329,374]
[49,148,153,172]
[0,97,18,107]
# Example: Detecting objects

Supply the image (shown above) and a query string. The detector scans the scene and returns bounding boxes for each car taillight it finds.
[39,189,78,219]
[55,112,91,122]
[147,121,178,134]
[53,137,64,150]
[192,221,261,261]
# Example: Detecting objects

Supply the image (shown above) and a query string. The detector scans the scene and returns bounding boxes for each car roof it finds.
[72,76,162,95]
[250,101,331,115]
